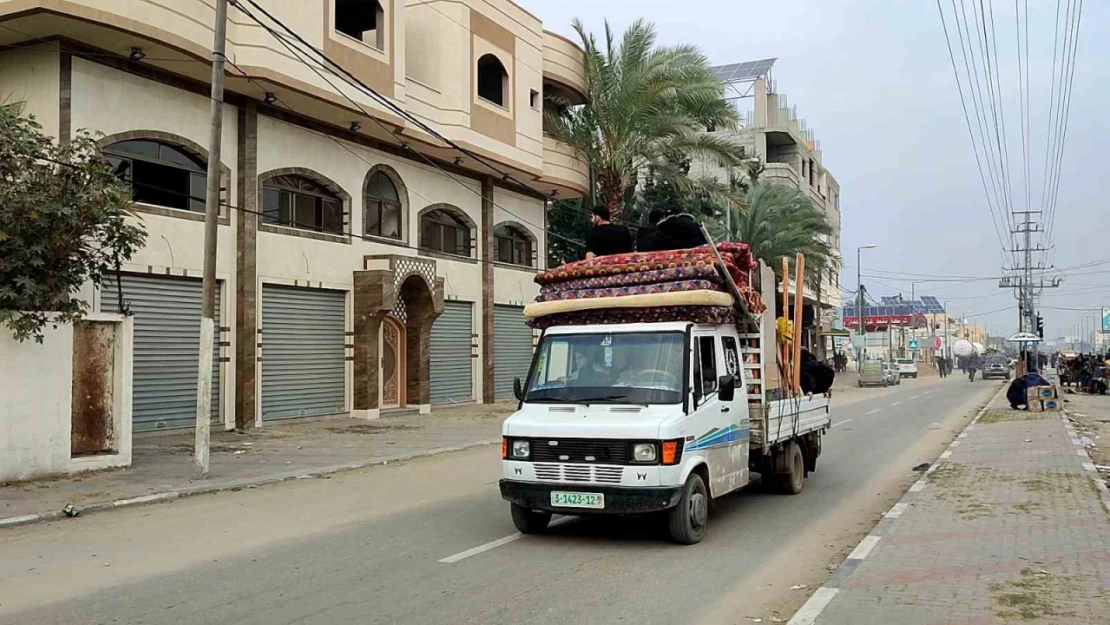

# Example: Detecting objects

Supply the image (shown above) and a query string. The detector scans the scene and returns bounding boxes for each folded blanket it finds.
[535,280,721,303]
[524,290,733,319]
[529,305,738,329]
[536,243,754,286]
[539,265,722,293]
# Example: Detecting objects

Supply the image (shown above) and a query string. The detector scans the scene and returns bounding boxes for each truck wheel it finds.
[667,473,708,545]
[776,442,805,495]
[510,503,551,534]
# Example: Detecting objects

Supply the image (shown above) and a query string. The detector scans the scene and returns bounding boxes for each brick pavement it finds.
[792,387,1110,625]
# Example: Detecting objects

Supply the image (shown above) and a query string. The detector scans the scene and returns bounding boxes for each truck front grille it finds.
[532,463,625,484]
[528,438,631,464]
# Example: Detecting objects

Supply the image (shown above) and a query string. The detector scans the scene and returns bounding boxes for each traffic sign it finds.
[908,339,918,349]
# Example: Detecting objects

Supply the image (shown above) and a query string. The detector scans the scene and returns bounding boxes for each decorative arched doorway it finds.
[353,255,444,418]
[380,316,406,408]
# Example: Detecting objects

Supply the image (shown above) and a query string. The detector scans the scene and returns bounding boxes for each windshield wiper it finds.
[577,395,649,407]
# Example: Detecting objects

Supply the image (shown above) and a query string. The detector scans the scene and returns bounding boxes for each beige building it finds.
[690,59,843,314]
[0,0,588,431]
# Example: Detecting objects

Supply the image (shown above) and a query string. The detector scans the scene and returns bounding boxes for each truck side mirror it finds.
[513,377,524,401]
[718,375,736,402]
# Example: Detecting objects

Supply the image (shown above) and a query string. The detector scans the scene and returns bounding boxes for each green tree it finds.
[546,198,592,267]
[726,182,838,288]
[545,19,748,221]
[0,102,146,342]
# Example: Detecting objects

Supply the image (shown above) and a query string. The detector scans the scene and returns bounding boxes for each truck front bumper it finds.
[500,480,683,514]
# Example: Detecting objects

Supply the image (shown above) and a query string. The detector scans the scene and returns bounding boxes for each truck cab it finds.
[500,321,754,544]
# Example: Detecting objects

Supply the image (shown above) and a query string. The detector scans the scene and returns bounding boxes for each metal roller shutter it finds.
[430,301,473,404]
[494,305,533,400]
[100,274,220,432]
[261,285,346,420]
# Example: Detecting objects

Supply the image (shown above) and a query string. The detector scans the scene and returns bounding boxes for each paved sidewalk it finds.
[792,385,1110,624]
[1,403,512,527]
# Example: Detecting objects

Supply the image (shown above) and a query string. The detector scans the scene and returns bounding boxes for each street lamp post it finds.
[856,245,877,365]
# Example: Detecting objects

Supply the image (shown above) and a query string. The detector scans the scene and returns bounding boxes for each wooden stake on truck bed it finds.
[793,254,805,396]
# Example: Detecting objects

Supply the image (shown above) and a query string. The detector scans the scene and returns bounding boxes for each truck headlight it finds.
[633,443,657,463]
[511,440,531,459]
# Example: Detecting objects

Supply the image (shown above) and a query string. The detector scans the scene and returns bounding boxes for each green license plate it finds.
[550,491,605,509]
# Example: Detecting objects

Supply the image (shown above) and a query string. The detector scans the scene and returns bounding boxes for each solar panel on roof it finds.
[708,58,777,82]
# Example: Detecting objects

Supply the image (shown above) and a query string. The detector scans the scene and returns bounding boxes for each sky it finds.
[521,0,1110,344]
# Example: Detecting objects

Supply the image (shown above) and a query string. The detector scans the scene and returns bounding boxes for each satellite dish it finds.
[952,339,975,358]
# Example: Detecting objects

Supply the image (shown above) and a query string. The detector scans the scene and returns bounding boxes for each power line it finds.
[936,0,1013,259]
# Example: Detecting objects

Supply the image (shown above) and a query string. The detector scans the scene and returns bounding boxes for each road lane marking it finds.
[866,408,882,415]
[787,587,840,625]
[910,395,920,400]
[909,480,927,492]
[439,518,569,563]
[847,535,881,560]
[884,502,909,519]
[832,419,853,428]
[939,450,952,459]
[891,401,903,406]
[439,533,522,563]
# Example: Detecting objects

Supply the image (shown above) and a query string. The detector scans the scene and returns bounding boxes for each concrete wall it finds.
[0,315,133,483]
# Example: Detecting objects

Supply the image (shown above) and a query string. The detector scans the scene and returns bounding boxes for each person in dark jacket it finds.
[635,209,664,251]
[1007,371,1049,409]
[636,213,708,252]
[800,349,835,395]
[584,205,633,259]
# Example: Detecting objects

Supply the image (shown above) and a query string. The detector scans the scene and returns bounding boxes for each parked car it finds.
[883,362,901,385]
[895,358,918,378]
[982,356,1010,380]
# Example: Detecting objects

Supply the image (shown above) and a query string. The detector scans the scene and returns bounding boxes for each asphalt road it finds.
[0,376,999,625]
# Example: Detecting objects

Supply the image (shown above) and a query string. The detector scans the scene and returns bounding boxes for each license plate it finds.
[550,491,605,509]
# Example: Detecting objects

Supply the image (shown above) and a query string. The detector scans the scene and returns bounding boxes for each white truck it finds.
[499,264,831,544]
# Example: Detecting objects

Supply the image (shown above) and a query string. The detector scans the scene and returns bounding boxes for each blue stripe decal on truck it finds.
[686,424,750,451]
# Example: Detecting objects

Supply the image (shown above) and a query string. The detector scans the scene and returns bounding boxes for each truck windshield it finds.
[525,331,685,405]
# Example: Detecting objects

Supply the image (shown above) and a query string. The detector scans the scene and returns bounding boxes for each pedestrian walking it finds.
[967,353,981,382]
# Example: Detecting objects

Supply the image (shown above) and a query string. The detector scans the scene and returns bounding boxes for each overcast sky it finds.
[522,0,1109,344]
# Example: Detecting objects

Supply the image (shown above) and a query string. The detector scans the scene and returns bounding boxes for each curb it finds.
[787,383,1006,625]
[0,439,500,530]
[1061,409,1110,515]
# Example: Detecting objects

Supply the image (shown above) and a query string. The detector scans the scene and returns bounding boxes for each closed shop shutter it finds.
[261,285,346,420]
[100,274,221,432]
[494,305,533,400]
[430,300,473,404]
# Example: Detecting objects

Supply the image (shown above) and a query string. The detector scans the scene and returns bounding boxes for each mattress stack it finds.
[524,243,765,329]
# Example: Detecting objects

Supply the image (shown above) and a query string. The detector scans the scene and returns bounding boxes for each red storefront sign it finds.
[842,315,914,328]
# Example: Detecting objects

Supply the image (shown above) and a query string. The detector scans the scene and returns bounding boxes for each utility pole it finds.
[195,0,229,478]
[1000,210,1060,369]
[856,245,877,365]
[944,301,950,360]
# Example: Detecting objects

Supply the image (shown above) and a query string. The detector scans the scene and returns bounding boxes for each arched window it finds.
[104,139,206,212]
[262,175,344,234]
[420,207,472,257]
[477,54,508,107]
[364,170,402,239]
[494,224,533,267]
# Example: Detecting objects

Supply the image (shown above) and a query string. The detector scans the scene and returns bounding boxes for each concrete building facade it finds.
[0,0,588,432]
[690,59,842,314]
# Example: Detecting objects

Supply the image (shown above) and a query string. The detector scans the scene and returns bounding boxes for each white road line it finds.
[884,502,909,519]
[787,587,840,625]
[847,535,882,560]
[832,419,854,428]
[910,395,920,400]
[939,450,952,459]
[439,518,569,563]
[909,480,927,492]
[439,533,523,563]
[891,401,903,407]
[866,408,882,415]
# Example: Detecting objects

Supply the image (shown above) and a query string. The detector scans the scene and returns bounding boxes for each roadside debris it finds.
[62,503,79,517]
[1079,436,1096,448]
[790,584,808,590]
[912,462,931,472]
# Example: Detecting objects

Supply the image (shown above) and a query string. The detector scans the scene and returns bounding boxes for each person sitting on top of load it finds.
[636,211,709,252]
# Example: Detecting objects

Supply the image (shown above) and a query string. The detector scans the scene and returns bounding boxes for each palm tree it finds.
[726,182,839,289]
[545,19,748,220]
